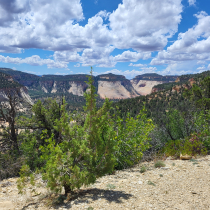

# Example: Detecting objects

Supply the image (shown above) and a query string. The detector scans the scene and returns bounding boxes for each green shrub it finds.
[18,130,44,171]
[189,158,197,162]
[140,165,147,173]
[0,152,24,180]
[106,184,116,189]
[163,133,207,158]
[114,107,154,170]
[154,161,165,168]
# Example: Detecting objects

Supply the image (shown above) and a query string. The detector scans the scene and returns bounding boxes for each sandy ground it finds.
[0,155,210,210]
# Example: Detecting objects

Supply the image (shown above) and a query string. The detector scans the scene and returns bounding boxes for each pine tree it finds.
[18,68,116,195]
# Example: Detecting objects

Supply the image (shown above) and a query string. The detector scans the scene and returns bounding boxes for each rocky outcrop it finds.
[0,87,33,105]
[131,74,177,96]
[131,80,164,95]
[68,81,88,96]
[19,87,33,105]
[98,81,137,99]
[97,73,139,99]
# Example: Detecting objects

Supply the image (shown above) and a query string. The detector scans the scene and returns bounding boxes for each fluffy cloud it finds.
[81,46,116,67]
[0,0,183,68]
[140,67,157,71]
[0,0,84,52]
[0,55,68,69]
[109,0,182,51]
[54,51,82,63]
[159,61,198,75]
[129,63,147,67]
[196,64,210,73]
[188,0,196,6]
[151,11,210,65]
[197,65,206,70]
[113,51,151,62]
[104,63,197,78]
[74,63,80,67]
[197,60,206,64]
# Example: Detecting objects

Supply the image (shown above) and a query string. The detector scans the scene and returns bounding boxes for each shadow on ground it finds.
[21,188,133,209]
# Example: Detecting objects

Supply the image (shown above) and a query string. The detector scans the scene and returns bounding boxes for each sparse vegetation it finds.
[140,165,147,173]
[147,181,156,186]
[106,184,116,189]
[154,161,166,168]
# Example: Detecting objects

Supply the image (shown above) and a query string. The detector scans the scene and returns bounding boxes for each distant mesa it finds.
[0,68,179,100]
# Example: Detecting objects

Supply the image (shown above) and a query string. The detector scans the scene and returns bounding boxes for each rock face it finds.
[98,81,134,99]
[19,87,34,105]
[131,80,164,96]
[96,74,139,99]
[131,73,177,95]
[0,71,33,104]
[0,87,33,105]
[68,81,88,96]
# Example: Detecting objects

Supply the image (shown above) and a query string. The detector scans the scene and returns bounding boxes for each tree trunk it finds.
[64,184,72,196]
[11,123,20,155]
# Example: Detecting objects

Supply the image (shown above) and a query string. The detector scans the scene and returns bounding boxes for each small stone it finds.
[161,167,170,170]
[138,181,143,184]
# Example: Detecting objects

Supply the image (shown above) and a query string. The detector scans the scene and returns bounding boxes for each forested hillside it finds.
[113,70,210,120]
[133,73,177,82]
[0,72,22,89]
[152,70,210,92]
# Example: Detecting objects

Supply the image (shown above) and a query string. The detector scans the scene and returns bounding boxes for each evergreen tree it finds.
[18,68,116,195]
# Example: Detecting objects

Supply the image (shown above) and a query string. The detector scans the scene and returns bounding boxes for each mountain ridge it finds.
[0,68,179,100]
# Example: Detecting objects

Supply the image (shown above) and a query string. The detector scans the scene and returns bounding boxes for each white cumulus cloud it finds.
[0,0,183,68]
[188,0,196,6]
[129,63,147,67]
[74,63,80,67]
[151,11,210,66]
[0,55,68,69]
[109,0,182,51]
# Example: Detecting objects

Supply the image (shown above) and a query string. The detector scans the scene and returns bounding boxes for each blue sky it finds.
[0,0,210,78]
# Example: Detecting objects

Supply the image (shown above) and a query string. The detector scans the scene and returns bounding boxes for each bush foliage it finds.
[17,68,154,195]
